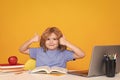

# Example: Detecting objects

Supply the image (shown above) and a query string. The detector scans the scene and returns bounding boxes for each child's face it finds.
[45,33,59,50]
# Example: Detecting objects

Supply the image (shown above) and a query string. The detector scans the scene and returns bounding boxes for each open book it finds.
[30,66,67,74]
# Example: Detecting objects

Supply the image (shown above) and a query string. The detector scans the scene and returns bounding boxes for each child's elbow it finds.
[80,53,85,58]
[19,48,23,53]
[19,48,29,54]
[75,52,85,59]
[19,48,26,54]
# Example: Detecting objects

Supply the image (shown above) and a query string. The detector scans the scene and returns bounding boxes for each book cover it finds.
[0,63,24,69]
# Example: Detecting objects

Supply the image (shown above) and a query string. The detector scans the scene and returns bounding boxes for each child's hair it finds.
[40,27,66,52]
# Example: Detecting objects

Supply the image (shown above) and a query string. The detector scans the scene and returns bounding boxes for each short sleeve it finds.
[29,48,39,59]
[63,50,74,62]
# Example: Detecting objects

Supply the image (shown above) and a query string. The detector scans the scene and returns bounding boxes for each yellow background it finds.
[0,0,120,70]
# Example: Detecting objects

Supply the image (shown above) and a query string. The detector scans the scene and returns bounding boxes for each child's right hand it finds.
[31,33,40,42]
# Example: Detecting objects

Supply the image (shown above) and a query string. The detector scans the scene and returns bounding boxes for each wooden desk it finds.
[0,71,120,80]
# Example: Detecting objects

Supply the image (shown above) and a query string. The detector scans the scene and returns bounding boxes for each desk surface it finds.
[0,71,120,80]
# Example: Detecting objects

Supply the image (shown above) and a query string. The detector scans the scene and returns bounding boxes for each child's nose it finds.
[50,40,53,43]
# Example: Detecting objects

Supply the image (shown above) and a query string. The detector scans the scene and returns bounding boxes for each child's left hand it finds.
[59,35,68,46]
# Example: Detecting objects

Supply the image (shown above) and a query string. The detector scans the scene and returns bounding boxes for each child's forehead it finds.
[47,33,57,38]
[47,33,58,38]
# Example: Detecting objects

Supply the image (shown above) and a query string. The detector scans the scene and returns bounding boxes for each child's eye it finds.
[53,38,57,40]
[47,38,50,40]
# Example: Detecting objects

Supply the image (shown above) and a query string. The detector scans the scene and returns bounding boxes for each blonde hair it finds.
[40,27,66,52]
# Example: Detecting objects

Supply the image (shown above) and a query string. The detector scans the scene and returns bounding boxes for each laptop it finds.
[68,45,120,77]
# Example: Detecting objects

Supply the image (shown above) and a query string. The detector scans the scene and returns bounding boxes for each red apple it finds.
[8,56,18,65]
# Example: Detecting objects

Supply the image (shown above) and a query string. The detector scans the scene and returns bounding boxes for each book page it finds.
[31,66,51,73]
[0,68,24,73]
[50,66,67,74]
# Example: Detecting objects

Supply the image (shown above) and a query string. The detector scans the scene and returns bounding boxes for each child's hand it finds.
[59,35,67,46]
[31,33,40,42]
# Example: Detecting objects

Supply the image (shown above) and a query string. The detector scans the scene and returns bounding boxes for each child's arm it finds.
[59,36,85,59]
[19,33,40,54]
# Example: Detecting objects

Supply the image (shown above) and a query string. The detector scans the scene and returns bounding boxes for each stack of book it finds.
[0,63,24,73]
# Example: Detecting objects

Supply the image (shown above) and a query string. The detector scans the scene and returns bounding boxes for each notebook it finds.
[68,45,120,77]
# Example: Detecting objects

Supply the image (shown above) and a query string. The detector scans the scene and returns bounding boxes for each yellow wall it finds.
[0,0,120,70]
